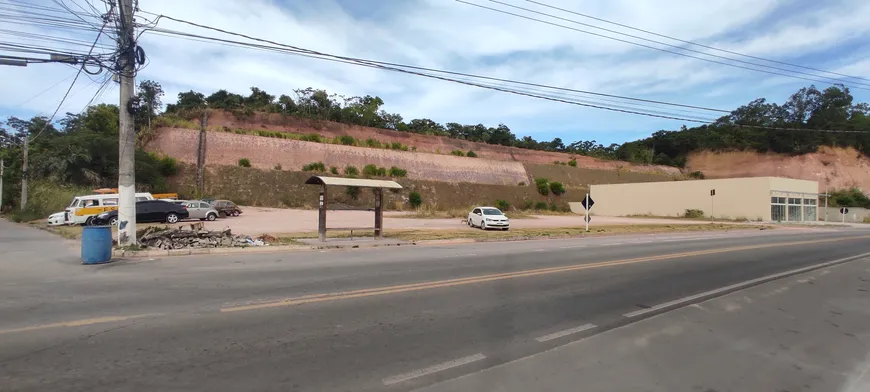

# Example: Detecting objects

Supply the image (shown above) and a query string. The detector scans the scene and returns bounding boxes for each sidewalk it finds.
[418,256,870,392]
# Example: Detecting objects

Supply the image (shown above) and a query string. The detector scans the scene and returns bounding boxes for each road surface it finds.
[2,221,870,391]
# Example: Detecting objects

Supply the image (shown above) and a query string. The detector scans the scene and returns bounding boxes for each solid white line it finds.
[534,323,597,342]
[382,353,486,385]
[622,251,870,318]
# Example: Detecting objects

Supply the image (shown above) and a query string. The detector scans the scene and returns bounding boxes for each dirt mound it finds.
[686,146,870,192]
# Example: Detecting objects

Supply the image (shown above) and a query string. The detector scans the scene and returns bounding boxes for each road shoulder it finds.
[418,256,870,392]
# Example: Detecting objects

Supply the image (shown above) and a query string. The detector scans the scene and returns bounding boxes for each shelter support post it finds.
[319,185,327,242]
[374,188,383,239]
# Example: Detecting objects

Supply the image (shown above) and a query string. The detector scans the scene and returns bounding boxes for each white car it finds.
[467,206,510,230]
[47,211,66,226]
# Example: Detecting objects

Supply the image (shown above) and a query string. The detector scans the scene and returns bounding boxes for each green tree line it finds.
[618,85,870,166]
[0,80,177,212]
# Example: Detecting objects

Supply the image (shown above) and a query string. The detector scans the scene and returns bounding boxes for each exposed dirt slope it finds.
[686,146,870,192]
[206,111,679,175]
[151,128,529,186]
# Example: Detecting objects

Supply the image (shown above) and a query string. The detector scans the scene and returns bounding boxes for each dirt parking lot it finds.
[197,207,714,236]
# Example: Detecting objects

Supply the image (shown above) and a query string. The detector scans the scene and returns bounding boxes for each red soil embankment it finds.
[206,111,680,175]
[149,128,530,186]
[686,147,870,192]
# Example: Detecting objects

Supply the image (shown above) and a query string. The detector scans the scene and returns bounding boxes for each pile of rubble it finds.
[137,223,268,250]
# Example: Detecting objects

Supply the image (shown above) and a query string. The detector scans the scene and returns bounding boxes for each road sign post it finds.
[710,189,715,223]
[840,207,849,223]
[582,193,595,232]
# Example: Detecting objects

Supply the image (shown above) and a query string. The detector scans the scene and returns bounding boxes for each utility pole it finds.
[196,111,207,196]
[0,159,5,211]
[20,137,27,210]
[117,0,137,245]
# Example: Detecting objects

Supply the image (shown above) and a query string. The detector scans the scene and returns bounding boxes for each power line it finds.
[455,0,870,90]
[486,0,870,88]
[142,14,731,115]
[140,14,870,134]
[523,0,870,83]
[30,12,108,141]
[144,25,721,122]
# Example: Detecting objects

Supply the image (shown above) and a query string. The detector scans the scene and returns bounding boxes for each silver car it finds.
[183,200,219,221]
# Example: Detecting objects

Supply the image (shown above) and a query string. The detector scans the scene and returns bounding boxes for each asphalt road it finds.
[2,222,870,391]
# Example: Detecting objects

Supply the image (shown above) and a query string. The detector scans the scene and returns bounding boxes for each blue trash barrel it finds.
[81,226,113,264]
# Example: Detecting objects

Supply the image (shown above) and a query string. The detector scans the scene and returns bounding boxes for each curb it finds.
[112,241,414,258]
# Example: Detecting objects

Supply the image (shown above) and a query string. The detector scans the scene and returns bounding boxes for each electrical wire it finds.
[29,12,109,141]
[484,0,870,88]
[141,16,730,114]
[143,26,717,122]
[140,12,870,134]
[455,0,870,90]
[523,0,870,83]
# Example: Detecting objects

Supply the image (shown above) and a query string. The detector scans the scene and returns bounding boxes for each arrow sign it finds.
[840,207,849,214]
[582,196,595,210]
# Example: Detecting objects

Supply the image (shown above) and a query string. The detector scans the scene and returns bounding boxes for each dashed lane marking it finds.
[382,353,486,385]
[535,323,597,342]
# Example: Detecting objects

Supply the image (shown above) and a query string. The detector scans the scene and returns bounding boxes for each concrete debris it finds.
[136,225,268,250]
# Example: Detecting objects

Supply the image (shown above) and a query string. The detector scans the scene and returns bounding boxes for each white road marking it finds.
[534,323,597,342]
[634,240,653,244]
[622,251,870,318]
[382,353,486,385]
[560,245,587,249]
[532,249,545,252]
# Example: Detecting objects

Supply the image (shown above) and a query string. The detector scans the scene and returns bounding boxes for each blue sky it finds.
[2,0,869,146]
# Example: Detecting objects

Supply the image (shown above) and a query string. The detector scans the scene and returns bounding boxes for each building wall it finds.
[590,177,818,221]
[821,207,870,223]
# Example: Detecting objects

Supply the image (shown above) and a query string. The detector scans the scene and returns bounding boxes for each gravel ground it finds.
[196,206,728,236]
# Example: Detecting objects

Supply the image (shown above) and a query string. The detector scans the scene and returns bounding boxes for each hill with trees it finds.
[618,85,870,167]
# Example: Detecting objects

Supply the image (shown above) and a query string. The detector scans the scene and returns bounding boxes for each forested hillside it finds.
[620,85,870,167]
[163,84,870,167]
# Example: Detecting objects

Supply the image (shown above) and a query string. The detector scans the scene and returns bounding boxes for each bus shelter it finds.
[304,176,403,242]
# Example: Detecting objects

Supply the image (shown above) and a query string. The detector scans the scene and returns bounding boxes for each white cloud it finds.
[2,0,869,142]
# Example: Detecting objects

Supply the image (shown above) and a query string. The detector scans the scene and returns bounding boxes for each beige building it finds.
[588,177,820,222]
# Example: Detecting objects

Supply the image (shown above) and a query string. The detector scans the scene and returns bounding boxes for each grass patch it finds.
[273,224,766,243]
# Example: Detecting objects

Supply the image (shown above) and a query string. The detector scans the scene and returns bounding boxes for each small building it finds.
[589,177,820,222]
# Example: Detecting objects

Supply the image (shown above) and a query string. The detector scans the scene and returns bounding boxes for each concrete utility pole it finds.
[20,137,27,210]
[196,111,207,196]
[1,159,5,211]
[117,0,137,245]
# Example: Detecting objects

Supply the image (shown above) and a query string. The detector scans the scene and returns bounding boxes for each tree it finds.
[171,90,206,112]
[135,80,164,130]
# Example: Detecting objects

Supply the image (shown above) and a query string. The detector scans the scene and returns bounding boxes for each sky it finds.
[1,0,869,145]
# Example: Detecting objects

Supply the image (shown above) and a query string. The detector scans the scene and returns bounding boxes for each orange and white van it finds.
[64,192,154,225]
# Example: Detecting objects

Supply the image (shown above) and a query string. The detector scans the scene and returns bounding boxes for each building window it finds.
[771,205,786,221]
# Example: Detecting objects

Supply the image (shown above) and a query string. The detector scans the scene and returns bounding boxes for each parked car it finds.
[47,211,66,226]
[92,200,190,225]
[184,200,219,221]
[211,200,242,217]
[466,206,510,230]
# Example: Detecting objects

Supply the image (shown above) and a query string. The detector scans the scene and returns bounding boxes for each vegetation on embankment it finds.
[169,164,573,212]
[163,83,869,168]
